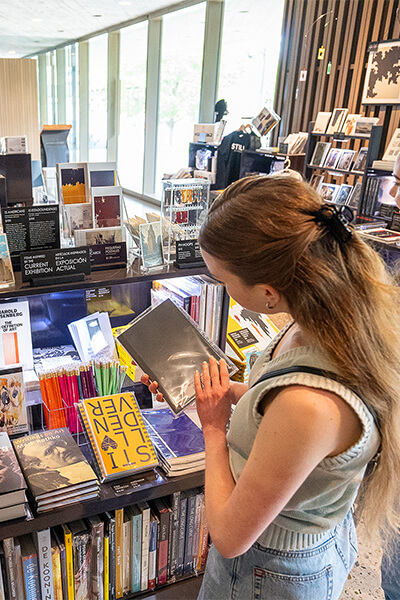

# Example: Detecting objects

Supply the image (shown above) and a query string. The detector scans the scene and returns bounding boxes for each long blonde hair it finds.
[199,176,400,545]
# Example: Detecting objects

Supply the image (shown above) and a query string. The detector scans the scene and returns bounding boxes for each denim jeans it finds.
[381,533,400,600]
[198,512,358,600]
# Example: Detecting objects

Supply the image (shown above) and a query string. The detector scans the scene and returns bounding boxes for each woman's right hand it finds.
[140,374,165,403]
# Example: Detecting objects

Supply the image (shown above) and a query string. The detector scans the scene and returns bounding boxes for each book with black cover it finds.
[12,428,98,502]
[117,299,238,414]
[0,431,27,508]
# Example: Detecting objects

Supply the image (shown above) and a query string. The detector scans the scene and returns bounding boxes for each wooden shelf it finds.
[0,469,204,541]
[307,164,363,176]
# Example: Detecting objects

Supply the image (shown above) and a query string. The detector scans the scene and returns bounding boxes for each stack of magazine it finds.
[12,428,99,513]
[0,432,28,521]
[142,407,205,476]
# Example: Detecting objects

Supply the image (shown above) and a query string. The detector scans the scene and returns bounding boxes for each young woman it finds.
[143,176,400,600]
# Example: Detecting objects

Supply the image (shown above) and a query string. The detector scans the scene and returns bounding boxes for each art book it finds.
[0,366,28,435]
[0,300,33,370]
[117,299,238,414]
[78,392,159,482]
[0,234,14,289]
[12,428,98,502]
[92,186,122,228]
[0,431,27,507]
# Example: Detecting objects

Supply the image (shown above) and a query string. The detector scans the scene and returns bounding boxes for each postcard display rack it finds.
[0,262,231,599]
[161,178,211,263]
[304,122,382,212]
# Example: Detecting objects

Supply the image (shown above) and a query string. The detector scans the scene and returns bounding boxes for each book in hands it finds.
[78,392,159,482]
[117,299,238,414]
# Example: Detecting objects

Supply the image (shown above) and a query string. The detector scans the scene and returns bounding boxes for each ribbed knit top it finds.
[227,322,381,551]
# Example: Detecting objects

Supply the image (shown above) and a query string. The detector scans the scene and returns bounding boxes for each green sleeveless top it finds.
[227,322,380,550]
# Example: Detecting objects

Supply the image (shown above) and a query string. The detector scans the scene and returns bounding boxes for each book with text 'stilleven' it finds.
[12,428,98,503]
[0,431,27,504]
[142,407,205,476]
[117,299,238,414]
[78,392,159,483]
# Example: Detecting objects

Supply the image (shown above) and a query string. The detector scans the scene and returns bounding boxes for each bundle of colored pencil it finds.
[92,360,128,396]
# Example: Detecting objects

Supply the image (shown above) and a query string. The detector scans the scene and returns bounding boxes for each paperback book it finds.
[117,299,238,414]
[0,366,28,435]
[78,392,159,482]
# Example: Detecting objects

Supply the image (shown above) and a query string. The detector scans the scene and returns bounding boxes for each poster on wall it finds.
[362,39,400,104]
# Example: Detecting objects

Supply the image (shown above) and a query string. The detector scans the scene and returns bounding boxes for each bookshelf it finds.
[304,121,383,211]
[0,261,224,599]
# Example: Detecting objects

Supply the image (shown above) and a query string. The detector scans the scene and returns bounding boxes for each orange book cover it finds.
[79,392,158,482]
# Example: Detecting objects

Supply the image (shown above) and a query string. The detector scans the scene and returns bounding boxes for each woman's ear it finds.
[264,285,282,311]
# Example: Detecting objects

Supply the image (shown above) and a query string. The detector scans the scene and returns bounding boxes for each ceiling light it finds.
[32,18,43,22]
[8,50,16,54]
[93,14,102,17]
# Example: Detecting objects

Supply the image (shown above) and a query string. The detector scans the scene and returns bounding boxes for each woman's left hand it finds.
[194,356,234,434]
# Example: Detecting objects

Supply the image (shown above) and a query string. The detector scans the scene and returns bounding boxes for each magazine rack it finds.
[161,179,211,263]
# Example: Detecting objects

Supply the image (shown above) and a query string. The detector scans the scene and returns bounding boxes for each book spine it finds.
[72,530,90,600]
[2,538,17,600]
[36,528,54,600]
[140,506,150,592]
[196,498,207,572]
[168,491,180,581]
[0,546,9,600]
[108,515,116,600]
[103,534,109,600]
[122,517,131,595]
[0,556,4,600]
[91,521,104,600]
[184,493,197,575]
[22,552,41,600]
[130,514,141,593]
[156,507,170,586]
[211,284,224,345]
[58,543,67,600]
[192,491,204,573]
[51,545,63,600]
[176,495,187,578]
[147,516,158,591]
[115,508,124,599]
[12,538,25,600]
[62,527,74,600]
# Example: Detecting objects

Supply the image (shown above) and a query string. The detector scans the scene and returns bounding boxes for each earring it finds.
[266,301,275,309]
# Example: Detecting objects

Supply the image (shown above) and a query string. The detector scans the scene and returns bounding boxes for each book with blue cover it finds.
[142,408,205,476]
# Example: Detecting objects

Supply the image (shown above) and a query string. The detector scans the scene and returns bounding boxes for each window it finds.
[46,51,57,125]
[119,21,148,192]
[156,3,206,193]
[88,34,108,162]
[218,0,285,135]
[66,44,79,162]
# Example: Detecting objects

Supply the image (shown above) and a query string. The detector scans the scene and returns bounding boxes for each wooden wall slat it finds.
[275,0,400,155]
[0,59,40,160]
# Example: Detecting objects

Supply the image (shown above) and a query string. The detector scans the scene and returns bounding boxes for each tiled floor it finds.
[340,520,385,600]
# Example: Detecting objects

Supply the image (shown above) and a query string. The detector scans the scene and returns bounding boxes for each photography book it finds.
[0,365,28,436]
[117,299,238,414]
[0,431,27,508]
[78,392,159,482]
[142,407,205,476]
[12,428,98,505]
